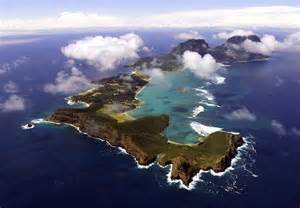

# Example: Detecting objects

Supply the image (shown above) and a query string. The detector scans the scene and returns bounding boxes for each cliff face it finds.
[47,70,244,187]
[157,133,244,185]
[48,107,243,186]
[130,35,269,71]
[209,35,267,63]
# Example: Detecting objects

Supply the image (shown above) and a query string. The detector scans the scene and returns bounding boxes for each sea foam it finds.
[166,136,254,191]
[190,121,223,136]
[213,76,226,85]
[21,124,35,130]
[65,97,90,108]
[194,88,215,101]
[192,105,205,118]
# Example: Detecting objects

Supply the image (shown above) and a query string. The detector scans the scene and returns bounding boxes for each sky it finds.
[0,0,299,18]
[0,0,300,32]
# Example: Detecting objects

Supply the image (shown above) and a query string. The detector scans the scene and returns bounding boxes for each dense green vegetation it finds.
[48,71,243,185]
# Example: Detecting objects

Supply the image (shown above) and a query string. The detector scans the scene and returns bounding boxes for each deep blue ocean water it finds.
[0,30,300,208]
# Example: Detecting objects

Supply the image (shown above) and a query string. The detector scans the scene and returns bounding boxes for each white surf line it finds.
[117,146,155,169]
[199,101,220,108]
[32,118,255,190]
[190,121,223,137]
[21,123,35,130]
[65,96,90,108]
[214,76,226,85]
[190,86,221,118]
[166,136,252,191]
[64,86,98,108]
[192,105,205,118]
[194,88,215,101]
[32,118,156,170]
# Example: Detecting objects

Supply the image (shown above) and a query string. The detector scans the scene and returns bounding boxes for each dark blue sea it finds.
[0,30,300,208]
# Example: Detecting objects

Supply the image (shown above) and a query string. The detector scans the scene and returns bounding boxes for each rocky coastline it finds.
[47,71,244,186]
[41,35,273,186]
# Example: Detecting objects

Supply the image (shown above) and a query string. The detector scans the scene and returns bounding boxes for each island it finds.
[46,35,266,186]
[130,35,268,71]
[47,72,243,186]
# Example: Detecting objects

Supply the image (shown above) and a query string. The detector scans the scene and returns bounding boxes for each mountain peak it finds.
[171,39,209,56]
[227,35,261,45]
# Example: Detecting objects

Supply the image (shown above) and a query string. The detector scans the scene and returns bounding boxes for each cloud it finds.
[0,56,28,75]
[278,31,300,51]
[0,12,126,31]
[218,31,300,56]
[3,81,19,93]
[142,68,167,85]
[64,59,76,68]
[1,6,300,32]
[145,6,300,28]
[0,38,42,46]
[275,76,284,87]
[291,128,300,136]
[175,31,203,41]
[44,67,95,95]
[271,120,287,136]
[225,107,256,121]
[214,29,254,39]
[0,95,26,112]
[62,33,144,70]
[142,46,152,52]
[241,34,280,56]
[182,51,224,84]
[271,120,300,137]
[241,32,300,55]
[0,63,10,74]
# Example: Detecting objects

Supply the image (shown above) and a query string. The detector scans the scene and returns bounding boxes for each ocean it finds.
[0,30,299,207]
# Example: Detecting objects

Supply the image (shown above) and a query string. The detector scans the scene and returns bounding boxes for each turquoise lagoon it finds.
[129,70,222,144]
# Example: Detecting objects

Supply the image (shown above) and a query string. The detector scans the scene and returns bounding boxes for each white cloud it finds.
[275,76,284,87]
[0,56,28,75]
[146,6,300,28]
[217,31,300,56]
[175,31,203,41]
[242,34,280,56]
[291,128,300,137]
[64,59,76,69]
[142,68,167,85]
[0,38,42,46]
[0,95,26,112]
[182,51,224,84]
[0,12,126,31]
[225,107,256,121]
[271,120,287,136]
[0,63,10,74]
[1,6,300,32]
[62,33,144,70]
[142,46,152,52]
[278,31,300,51]
[271,120,300,137]
[44,67,95,95]
[214,29,254,39]
[3,81,19,93]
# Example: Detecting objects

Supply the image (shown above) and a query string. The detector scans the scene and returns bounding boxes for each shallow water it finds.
[129,70,212,143]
